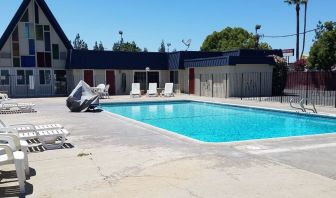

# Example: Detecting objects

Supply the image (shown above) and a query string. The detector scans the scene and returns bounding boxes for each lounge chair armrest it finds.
[9,123,37,130]
[0,144,14,158]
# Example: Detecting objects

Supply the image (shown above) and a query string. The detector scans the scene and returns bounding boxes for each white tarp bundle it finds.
[66,80,99,112]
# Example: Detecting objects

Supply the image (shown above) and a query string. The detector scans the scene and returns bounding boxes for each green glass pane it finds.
[13,57,20,67]
[52,44,59,59]
[36,25,43,40]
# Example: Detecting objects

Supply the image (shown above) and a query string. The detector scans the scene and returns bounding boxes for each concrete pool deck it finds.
[1,95,336,197]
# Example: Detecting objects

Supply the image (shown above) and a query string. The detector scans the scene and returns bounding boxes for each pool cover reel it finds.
[66,80,99,112]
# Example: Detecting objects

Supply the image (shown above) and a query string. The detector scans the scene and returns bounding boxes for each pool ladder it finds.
[290,98,317,114]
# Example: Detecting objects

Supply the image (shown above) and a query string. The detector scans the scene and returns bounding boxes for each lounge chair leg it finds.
[14,155,26,193]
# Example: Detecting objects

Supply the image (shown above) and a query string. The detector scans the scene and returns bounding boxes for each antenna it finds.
[182,39,192,51]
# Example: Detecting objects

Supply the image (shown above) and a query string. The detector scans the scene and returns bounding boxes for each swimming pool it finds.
[101,101,336,143]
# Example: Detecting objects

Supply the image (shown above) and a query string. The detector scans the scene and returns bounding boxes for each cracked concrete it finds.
[0,96,336,197]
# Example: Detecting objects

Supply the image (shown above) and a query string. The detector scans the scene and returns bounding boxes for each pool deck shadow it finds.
[0,95,336,197]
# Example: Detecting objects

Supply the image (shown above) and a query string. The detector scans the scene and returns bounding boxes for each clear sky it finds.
[1,0,335,57]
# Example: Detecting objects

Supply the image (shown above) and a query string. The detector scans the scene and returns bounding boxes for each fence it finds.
[196,71,336,108]
[0,75,67,98]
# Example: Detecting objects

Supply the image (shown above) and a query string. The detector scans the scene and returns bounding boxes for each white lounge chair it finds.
[0,138,26,193]
[147,83,158,97]
[0,134,29,176]
[0,120,69,150]
[161,83,174,97]
[103,84,110,98]
[0,93,9,100]
[130,83,141,97]
[0,101,35,114]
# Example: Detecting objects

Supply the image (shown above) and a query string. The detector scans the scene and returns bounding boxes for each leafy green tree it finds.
[112,41,142,52]
[158,40,166,52]
[308,21,336,71]
[272,56,288,95]
[73,33,88,50]
[200,27,271,51]
[284,0,307,61]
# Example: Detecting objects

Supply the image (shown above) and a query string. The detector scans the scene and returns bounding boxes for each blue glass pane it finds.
[24,23,29,38]
[44,32,51,51]
[21,56,36,67]
[29,39,35,55]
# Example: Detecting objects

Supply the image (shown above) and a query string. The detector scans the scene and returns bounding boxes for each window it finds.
[12,43,20,56]
[12,26,18,41]
[45,53,51,67]
[44,25,50,31]
[37,52,52,67]
[36,25,43,40]
[44,32,51,51]
[0,70,9,85]
[29,39,35,55]
[24,23,34,39]
[39,70,51,85]
[21,56,36,67]
[17,70,33,85]
[13,57,20,67]
[34,3,39,24]
[16,70,25,85]
[20,9,29,22]
[52,44,59,59]
[170,71,179,84]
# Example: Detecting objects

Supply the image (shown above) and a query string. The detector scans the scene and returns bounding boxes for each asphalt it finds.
[0,95,336,198]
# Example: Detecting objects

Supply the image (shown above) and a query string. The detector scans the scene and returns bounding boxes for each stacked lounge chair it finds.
[0,120,70,150]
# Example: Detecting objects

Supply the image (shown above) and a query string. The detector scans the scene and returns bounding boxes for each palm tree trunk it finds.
[296,3,300,61]
[301,2,307,58]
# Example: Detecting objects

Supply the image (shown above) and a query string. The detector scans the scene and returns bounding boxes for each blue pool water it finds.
[101,101,336,142]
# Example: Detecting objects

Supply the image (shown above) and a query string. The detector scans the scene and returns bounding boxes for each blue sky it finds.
[1,0,335,57]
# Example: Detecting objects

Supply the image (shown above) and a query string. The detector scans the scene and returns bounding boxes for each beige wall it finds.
[191,64,273,97]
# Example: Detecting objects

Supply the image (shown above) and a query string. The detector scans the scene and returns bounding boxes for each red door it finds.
[189,68,195,94]
[106,70,116,95]
[84,70,94,87]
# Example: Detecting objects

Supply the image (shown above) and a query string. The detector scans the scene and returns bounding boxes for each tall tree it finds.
[301,0,308,58]
[158,40,166,52]
[98,41,104,51]
[73,33,88,50]
[284,0,306,61]
[200,27,271,51]
[93,41,99,51]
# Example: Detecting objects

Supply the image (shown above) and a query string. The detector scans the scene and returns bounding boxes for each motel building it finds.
[0,0,283,98]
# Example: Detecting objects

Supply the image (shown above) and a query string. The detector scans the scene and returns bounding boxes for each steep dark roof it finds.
[0,0,72,51]
[66,50,168,70]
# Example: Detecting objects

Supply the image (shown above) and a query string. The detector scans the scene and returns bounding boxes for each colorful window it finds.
[35,3,39,24]
[29,39,35,55]
[37,52,45,67]
[25,70,33,84]
[24,23,29,38]
[12,26,19,41]
[12,43,20,56]
[44,25,50,31]
[52,44,59,59]
[20,9,29,22]
[45,53,51,67]
[39,70,51,85]
[13,57,20,67]
[21,56,36,67]
[36,25,43,40]
[44,32,51,51]
[0,70,9,85]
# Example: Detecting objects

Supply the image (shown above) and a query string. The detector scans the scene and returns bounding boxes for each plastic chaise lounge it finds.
[130,83,141,98]
[0,101,35,114]
[161,83,174,97]
[147,83,158,97]
[0,120,70,150]
[0,135,27,193]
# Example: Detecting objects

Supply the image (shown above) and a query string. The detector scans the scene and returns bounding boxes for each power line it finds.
[263,28,317,38]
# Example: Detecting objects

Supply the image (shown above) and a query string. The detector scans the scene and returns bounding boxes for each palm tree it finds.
[301,0,308,58]
[284,0,306,61]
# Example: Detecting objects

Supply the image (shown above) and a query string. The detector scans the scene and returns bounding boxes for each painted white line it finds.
[244,142,336,155]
